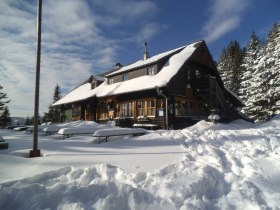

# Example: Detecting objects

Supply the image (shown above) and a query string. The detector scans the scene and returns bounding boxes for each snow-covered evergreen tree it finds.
[240,32,265,119]
[217,41,245,95]
[265,23,280,117]
[240,23,280,121]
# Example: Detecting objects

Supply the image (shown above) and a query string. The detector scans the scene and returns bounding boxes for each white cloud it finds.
[90,0,157,25]
[201,0,252,43]
[134,22,163,43]
[0,0,161,117]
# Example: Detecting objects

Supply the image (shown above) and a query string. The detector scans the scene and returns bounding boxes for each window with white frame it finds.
[147,66,155,75]
[116,101,134,117]
[137,99,156,117]
[108,78,114,84]
[123,73,128,81]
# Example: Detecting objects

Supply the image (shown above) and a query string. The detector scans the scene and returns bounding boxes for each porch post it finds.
[165,97,168,130]
[156,87,169,130]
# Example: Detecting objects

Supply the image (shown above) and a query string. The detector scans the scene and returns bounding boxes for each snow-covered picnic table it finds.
[93,127,147,143]
[132,123,158,129]
[57,120,117,138]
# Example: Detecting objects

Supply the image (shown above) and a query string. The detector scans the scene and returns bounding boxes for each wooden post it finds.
[30,0,42,158]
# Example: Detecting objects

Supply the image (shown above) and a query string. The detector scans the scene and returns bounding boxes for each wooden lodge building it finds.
[53,40,244,129]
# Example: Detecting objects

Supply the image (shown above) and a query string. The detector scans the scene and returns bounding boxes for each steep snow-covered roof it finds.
[92,42,199,97]
[53,83,92,106]
[106,46,185,77]
[224,87,245,106]
[53,41,200,106]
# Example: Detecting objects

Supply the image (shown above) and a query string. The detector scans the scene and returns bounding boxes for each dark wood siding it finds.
[129,67,147,78]
[189,42,216,70]
[108,65,158,83]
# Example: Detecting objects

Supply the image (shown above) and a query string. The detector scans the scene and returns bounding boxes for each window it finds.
[72,106,81,119]
[137,99,156,117]
[116,101,134,118]
[137,101,145,116]
[147,99,155,116]
[91,82,96,89]
[147,66,155,75]
[195,69,204,78]
[108,78,114,84]
[98,103,109,119]
[123,73,128,81]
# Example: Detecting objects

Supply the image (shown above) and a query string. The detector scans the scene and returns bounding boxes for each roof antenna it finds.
[144,42,149,60]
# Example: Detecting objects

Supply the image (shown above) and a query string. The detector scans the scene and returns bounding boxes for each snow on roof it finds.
[53,83,92,106]
[53,41,200,106]
[224,86,245,106]
[105,46,185,77]
[87,41,199,98]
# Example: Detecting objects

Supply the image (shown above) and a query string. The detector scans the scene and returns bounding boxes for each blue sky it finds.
[0,0,279,118]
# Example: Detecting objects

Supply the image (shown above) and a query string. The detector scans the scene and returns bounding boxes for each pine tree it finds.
[249,46,271,121]
[0,85,11,126]
[53,84,62,103]
[239,23,280,121]
[0,106,11,126]
[0,85,10,113]
[265,23,280,117]
[25,117,31,125]
[45,84,62,123]
[217,41,245,94]
[240,31,265,119]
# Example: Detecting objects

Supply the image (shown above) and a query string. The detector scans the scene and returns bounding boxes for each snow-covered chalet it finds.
[53,40,243,129]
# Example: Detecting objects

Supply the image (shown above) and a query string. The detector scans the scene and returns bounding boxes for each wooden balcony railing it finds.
[192,76,228,111]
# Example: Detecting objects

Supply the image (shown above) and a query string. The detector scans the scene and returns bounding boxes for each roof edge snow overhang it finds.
[224,87,245,107]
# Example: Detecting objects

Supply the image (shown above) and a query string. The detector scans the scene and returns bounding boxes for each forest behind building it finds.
[217,22,280,121]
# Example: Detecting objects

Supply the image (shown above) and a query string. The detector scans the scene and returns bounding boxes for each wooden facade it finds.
[54,41,243,129]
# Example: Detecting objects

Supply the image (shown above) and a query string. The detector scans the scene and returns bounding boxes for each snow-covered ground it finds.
[1,117,280,210]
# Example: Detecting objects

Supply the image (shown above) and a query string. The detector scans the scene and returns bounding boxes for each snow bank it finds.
[1,117,280,209]
[0,165,166,210]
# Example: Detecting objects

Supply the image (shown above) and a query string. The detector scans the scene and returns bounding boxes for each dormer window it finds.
[147,66,155,75]
[123,73,128,81]
[108,78,114,85]
[91,82,96,89]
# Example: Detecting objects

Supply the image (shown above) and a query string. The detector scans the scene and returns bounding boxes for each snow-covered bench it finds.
[93,127,147,143]
[132,123,158,130]
[58,121,117,139]
[42,124,65,135]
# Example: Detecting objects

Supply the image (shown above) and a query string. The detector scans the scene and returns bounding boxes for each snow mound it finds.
[256,114,280,129]
[184,119,254,133]
[0,164,167,210]
[1,117,280,209]
[43,120,99,133]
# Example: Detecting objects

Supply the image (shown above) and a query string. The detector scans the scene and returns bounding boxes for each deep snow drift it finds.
[1,117,280,210]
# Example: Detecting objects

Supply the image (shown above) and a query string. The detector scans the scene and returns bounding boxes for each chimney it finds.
[114,62,122,70]
[144,42,149,60]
